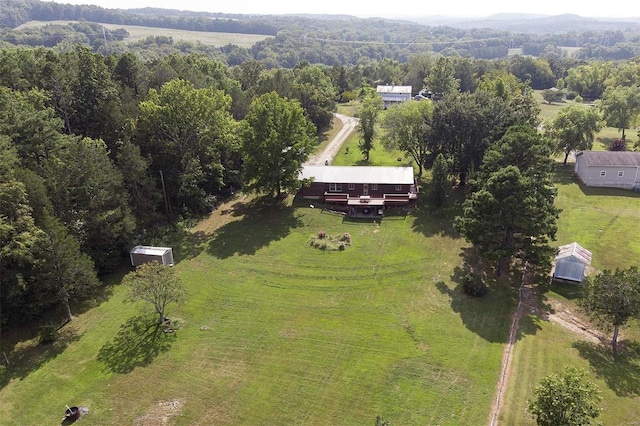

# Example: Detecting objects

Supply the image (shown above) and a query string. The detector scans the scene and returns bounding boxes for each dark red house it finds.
[299,166,418,217]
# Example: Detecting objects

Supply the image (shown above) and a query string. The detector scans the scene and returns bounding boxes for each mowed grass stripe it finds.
[0,193,510,424]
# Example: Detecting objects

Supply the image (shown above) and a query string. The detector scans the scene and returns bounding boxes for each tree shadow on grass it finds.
[96,314,176,374]
[436,248,528,343]
[206,196,304,259]
[411,186,464,238]
[573,340,640,397]
[0,326,81,389]
[435,248,536,343]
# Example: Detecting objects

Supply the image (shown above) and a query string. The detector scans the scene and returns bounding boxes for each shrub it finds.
[462,273,487,298]
[565,91,578,100]
[309,232,352,251]
[574,94,583,103]
[340,91,357,103]
[609,139,627,151]
[39,323,58,344]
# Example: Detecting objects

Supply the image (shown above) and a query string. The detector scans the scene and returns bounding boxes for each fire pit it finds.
[65,406,80,421]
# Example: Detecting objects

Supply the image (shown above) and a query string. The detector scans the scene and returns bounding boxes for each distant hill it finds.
[406,13,640,34]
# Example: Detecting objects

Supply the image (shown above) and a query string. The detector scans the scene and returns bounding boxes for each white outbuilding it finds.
[130,246,174,267]
[552,242,592,283]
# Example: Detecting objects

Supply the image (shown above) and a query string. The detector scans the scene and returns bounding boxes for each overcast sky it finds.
[54,0,640,19]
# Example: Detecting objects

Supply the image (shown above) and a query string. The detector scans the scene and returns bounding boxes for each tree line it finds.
[3,0,640,63]
[0,0,277,35]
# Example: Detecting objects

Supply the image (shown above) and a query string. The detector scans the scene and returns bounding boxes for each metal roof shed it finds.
[555,242,592,266]
[130,246,174,267]
[553,260,586,283]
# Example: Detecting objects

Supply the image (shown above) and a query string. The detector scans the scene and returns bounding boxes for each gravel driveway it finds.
[305,113,358,166]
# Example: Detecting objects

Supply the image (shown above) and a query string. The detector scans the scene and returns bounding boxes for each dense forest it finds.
[1,1,640,331]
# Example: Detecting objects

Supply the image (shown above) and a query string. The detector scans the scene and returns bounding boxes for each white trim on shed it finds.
[555,242,592,266]
[130,246,174,267]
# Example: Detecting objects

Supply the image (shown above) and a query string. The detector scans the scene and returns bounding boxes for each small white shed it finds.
[130,246,174,267]
[552,242,592,283]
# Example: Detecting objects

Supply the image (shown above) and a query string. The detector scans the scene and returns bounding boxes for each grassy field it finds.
[499,163,640,424]
[0,186,518,424]
[533,89,639,150]
[17,21,271,48]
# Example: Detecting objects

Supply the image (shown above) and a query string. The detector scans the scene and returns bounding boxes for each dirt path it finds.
[488,271,603,425]
[305,113,358,166]
[488,266,530,426]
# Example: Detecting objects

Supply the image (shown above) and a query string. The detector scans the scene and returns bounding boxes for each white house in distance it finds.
[376,85,412,108]
[574,151,640,190]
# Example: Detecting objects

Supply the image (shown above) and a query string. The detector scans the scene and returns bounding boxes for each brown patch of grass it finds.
[134,399,185,426]
[191,194,253,235]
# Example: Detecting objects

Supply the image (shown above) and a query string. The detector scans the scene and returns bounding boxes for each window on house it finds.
[371,184,378,190]
[328,183,342,192]
[600,171,606,177]
[395,184,403,191]
[348,183,355,190]
[618,171,624,177]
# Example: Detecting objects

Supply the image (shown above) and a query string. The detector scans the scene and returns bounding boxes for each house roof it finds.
[578,151,640,167]
[376,85,412,94]
[131,245,172,256]
[553,260,586,282]
[555,242,592,265]
[300,166,415,185]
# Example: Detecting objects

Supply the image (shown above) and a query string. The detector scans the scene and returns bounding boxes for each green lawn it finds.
[499,163,640,425]
[0,192,516,424]
[533,89,639,150]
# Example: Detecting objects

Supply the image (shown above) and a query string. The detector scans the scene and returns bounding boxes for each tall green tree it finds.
[381,99,434,177]
[548,105,603,165]
[581,267,640,353]
[28,216,100,322]
[0,137,45,324]
[477,70,524,101]
[0,87,65,172]
[455,165,559,276]
[600,84,640,141]
[292,64,336,131]
[425,57,460,99]
[429,153,450,208]
[528,366,602,426]
[404,53,435,96]
[136,78,240,214]
[44,136,135,273]
[357,93,383,161]
[480,124,556,179]
[53,45,123,148]
[124,261,185,324]
[115,141,162,226]
[566,62,613,100]
[242,92,316,197]
[431,91,508,185]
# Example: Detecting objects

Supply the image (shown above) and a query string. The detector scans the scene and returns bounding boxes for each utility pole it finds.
[159,170,171,217]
